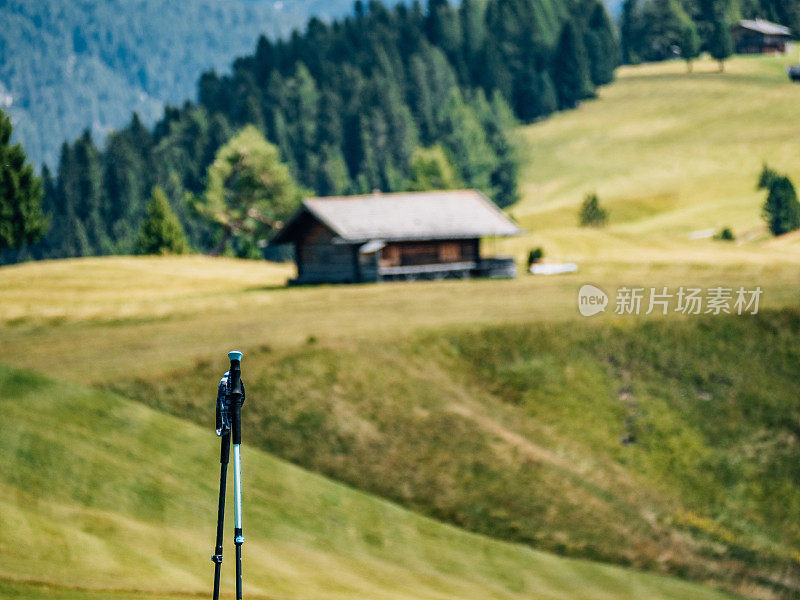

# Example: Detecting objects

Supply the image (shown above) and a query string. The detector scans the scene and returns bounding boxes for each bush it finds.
[714,227,735,241]
[762,175,800,236]
[579,193,608,227]
[528,247,544,266]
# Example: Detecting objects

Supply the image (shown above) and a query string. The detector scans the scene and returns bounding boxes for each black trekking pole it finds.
[210,350,245,600]
[211,428,230,600]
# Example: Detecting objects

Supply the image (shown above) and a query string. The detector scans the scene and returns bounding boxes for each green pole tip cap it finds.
[228,350,243,362]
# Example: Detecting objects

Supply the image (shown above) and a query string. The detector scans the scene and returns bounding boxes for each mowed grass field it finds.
[2,56,800,382]
[3,54,800,600]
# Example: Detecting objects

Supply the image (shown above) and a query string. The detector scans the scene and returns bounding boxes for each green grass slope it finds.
[110,309,800,599]
[0,365,736,600]
[504,53,800,264]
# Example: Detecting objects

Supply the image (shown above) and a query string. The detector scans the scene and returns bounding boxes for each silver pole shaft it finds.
[233,443,242,532]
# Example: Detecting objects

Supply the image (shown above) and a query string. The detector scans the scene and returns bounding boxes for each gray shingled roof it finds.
[274,190,521,243]
[738,18,791,36]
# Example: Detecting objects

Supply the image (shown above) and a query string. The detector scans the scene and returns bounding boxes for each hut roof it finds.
[272,190,522,244]
[737,18,791,36]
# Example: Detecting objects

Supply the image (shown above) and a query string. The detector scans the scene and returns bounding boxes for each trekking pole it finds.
[211,351,236,600]
[211,430,230,600]
[227,350,245,600]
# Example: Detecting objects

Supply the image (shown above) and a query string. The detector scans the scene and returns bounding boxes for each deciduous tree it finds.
[191,126,302,257]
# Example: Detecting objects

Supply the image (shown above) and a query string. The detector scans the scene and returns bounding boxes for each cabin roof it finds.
[737,18,791,36]
[272,190,522,244]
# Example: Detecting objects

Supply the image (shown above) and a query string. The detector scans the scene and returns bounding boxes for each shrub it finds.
[763,176,800,236]
[714,227,735,241]
[579,193,608,227]
[528,247,544,266]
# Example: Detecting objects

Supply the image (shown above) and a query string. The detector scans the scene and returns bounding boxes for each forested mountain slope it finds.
[5,0,618,264]
[0,0,355,167]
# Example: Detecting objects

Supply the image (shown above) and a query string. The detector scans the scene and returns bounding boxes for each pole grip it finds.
[228,351,244,445]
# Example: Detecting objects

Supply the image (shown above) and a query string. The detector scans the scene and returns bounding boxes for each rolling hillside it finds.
[0,364,736,600]
[4,54,800,600]
[502,52,800,263]
[1,253,800,598]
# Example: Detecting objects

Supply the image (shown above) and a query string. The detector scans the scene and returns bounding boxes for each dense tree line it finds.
[3,0,619,263]
[621,0,799,66]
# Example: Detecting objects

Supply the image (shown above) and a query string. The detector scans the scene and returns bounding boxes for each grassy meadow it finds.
[0,365,738,600]
[505,52,800,263]
[4,54,800,600]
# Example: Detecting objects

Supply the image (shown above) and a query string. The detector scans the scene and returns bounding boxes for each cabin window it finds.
[381,245,401,267]
[439,242,461,262]
[400,243,439,265]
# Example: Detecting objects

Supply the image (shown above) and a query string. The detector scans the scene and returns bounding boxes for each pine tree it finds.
[708,14,733,72]
[104,131,147,250]
[315,145,351,196]
[136,186,189,255]
[620,0,640,64]
[758,163,779,190]
[553,22,593,110]
[284,64,320,177]
[537,71,559,116]
[73,129,111,253]
[635,0,693,62]
[474,91,519,207]
[459,0,486,78]
[586,3,619,86]
[680,21,701,72]
[425,0,461,57]
[52,142,91,258]
[763,176,800,236]
[440,89,496,193]
[0,110,47,252]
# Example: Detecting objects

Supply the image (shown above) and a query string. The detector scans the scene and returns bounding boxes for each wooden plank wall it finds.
[380,239,478,268]
[297,222,356,283]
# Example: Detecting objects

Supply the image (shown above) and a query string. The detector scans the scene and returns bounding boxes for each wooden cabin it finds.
[271,190,521,284]
[733,19,792,54]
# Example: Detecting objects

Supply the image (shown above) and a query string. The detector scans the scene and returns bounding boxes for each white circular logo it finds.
[578,284,608,317]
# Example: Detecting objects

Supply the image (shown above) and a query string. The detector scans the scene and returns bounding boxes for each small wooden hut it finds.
[271,190,521,284]
[733,19,792,54]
